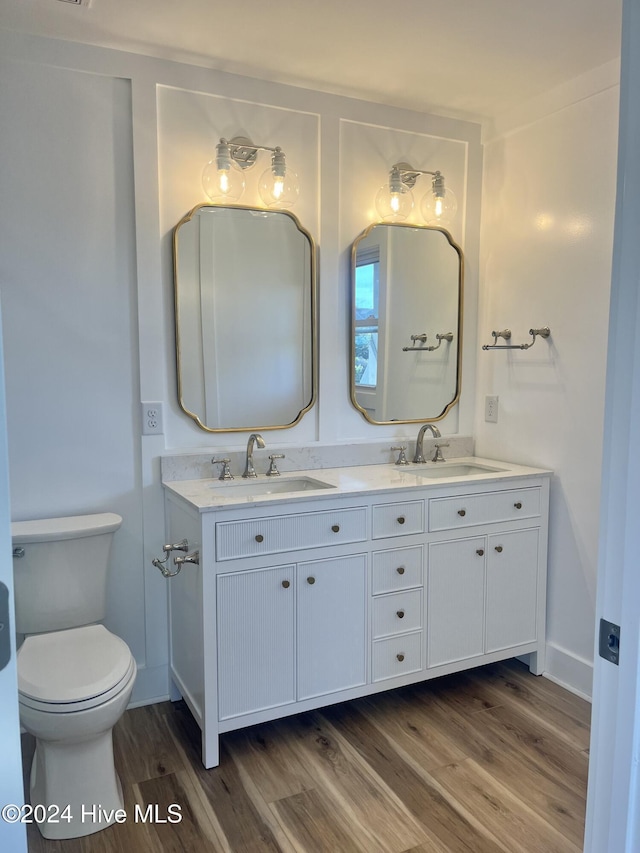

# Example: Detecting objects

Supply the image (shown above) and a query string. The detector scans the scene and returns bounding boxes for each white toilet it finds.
[12,512,137,840]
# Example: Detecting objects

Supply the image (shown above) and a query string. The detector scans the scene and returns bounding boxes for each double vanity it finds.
[162,456,550,768]
[166,157,550,771]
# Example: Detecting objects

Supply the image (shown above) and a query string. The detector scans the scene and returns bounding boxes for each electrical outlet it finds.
[141,402,164,435]
[485,395,499,423]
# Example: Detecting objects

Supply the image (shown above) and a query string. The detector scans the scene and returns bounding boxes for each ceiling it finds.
[0,0,623,123]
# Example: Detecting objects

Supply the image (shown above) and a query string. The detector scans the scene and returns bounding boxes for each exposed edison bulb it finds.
[375,167,413,221]
[258,148,299,208]
[202,139,245,202]
[420,172,457,226]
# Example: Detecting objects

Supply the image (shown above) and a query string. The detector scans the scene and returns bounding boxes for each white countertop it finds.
[162,457,551,512]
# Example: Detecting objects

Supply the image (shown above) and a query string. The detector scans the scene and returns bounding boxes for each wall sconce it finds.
[202,136,299,208]
[375,162,458,226]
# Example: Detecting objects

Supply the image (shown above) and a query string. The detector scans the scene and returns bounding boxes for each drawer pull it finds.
[281,580,290,589]
[396,653,405,662]
[307,576,316,585]
[255,534,264,543]
[331,524,340,533]
[476,549,484,556]
[458,509,466,517]
[397,610,405,619]
[397,516,406,525]
[514,501,523,509]
[495,545,503,553]
[396,566,405,575]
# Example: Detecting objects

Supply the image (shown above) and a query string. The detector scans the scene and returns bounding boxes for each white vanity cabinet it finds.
[427,487,543,668]
[163,467,549,769]
[217,554,367,720]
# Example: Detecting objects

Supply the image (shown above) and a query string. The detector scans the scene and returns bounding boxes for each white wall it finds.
[0,59,147,685]
[0,31,482,703]
[477,61,620,696]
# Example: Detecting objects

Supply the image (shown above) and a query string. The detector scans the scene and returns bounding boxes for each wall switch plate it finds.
[485,395,499,423]
[141,402,164,435]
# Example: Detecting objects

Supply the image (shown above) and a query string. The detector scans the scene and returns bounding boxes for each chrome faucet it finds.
[413,423,442,463]
[243,433,266,478]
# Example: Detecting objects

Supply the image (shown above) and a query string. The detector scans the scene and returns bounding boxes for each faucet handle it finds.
[266,454,285,476]
[431,443,450,463]
[212,457,234,480]
[391,446,410,466]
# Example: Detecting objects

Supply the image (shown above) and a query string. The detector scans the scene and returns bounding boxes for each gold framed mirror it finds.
[350,223,463,424]
[173,204,317,432]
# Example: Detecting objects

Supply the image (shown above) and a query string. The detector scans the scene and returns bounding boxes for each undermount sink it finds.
[416,463,506,479]
[208,476,336,496]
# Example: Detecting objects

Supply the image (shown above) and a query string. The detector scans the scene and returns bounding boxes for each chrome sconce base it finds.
[225,136,260,170]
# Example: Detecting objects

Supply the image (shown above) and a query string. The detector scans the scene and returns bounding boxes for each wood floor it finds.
[22,659,591,853]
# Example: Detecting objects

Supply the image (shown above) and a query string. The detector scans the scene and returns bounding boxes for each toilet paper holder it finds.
[152,539,200,578]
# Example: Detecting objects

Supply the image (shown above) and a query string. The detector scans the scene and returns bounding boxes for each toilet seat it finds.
[18,624,135,713]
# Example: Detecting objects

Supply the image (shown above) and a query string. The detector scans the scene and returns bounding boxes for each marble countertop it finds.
[162,457,551,512]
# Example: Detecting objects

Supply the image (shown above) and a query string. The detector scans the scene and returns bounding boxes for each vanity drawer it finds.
[372,589,422,638]
[216,507,367,561]
[372,545,423,594]
[372,500,424,539]
[372,632,423,681]
[429,487,541,531]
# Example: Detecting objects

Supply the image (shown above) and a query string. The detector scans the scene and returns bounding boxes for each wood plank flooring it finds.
[22,660,590,853]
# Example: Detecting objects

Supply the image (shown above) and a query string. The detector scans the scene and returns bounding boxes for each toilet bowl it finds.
[12,513,137,840]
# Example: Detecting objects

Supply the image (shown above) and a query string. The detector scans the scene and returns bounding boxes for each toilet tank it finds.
[11,512,122,635]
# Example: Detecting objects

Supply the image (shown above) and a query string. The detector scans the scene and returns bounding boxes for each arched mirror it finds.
[173,204,317,432]
[350,223,463,424]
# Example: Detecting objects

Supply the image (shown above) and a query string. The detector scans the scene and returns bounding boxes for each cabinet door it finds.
[297,555,367,701]
[217,565,295,720]
[486,529,539,653]
[427,537,486,667]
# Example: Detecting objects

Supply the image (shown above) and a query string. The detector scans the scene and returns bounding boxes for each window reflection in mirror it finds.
[350,223,463,425]
[354,248,380,389]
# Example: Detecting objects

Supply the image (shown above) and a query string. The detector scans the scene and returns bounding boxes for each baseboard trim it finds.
[123,651,594,710]
[128,663,169,708]
[544,642,593,701]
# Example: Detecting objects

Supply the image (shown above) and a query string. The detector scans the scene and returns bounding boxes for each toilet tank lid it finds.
[11,512,122,544]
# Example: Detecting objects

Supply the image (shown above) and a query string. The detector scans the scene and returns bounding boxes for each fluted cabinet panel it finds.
[372,589,422,638]
[372,500,424,539]
[372,545,423,594]
[297,555,367,700]
[429,487,541,531]
[216,508,367,560]
[217,565,296,720]
[486,529,539,652]
[428,536,486,667]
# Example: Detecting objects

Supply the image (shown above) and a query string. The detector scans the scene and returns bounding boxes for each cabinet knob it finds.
[307,576,316,585]
[396,566,405,575]
[281,580,290,589]
[396,653,405,662]
[514,502,523,510]
[397,516,406,525]
[255,534,264,543]
[495,545,503,553]
[396,610,405,619]
[331,524,340,533]
[458,509,466,517]
[476,549,484,556]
